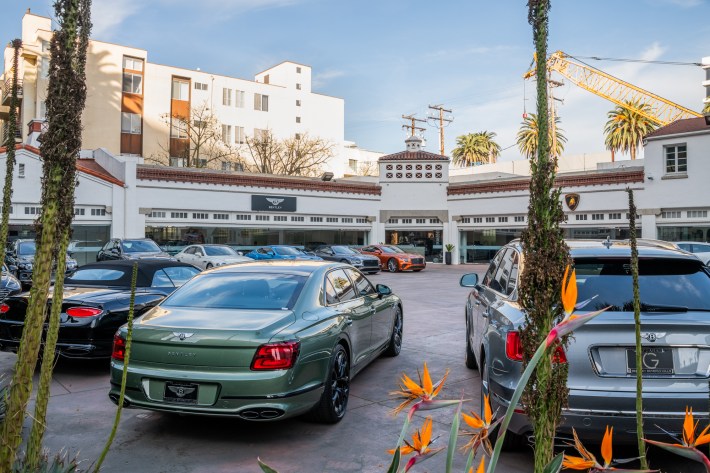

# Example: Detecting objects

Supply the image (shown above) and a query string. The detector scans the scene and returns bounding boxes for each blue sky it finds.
[3,0,709,161]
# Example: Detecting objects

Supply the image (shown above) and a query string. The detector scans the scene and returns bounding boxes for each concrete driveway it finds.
[0,264,703,472]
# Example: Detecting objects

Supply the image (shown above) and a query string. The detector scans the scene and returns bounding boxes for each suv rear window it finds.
[575,258,710,312]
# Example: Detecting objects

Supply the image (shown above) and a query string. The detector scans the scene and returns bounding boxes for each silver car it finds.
[461,239,710,447]
[175,244,252,270]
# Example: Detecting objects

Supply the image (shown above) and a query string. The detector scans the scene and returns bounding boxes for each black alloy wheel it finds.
[387,259,398,273]
[384,306,403,356]
[205,263,213,269]
[308,344,350,423]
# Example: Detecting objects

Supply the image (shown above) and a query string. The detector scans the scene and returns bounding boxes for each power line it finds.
[569,54,701,67]
[426,104,453,156]
[401,114,426,137]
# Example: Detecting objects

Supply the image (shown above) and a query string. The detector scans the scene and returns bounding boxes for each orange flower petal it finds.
[561,265,578,315]
[483,394,492,426]
[462,412,484,429]
[562,455,596,470]
[401,374,424,396]
[420,417,433,449]
[421,363,433,394]
[694,424,710,447]
[431,370,449,397]
[601,426,613,467]
[476,457,485,473]
[683,407,695,446]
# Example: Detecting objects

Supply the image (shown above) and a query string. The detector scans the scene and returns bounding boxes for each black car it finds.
[0,264,22,301]
[314,245,381,274]
[97,238,174,262]
[0,260,200,359]
[5,239,78,287]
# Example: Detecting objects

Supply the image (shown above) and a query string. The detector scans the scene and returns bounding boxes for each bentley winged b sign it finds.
[251,195,297,212]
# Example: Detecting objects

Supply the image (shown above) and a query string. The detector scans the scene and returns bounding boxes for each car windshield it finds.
[380,246,404,254]
[65,268,129,285]
[575,258,710,312]
[333,246,358,255]
[121,240,161,253]
[18,241,36,256]
[204,246,237,256]
[273,246,301,256]
[162,272,307,310]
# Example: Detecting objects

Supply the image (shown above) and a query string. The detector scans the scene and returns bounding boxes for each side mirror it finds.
[376,284,392,297]
[460,273,479,288]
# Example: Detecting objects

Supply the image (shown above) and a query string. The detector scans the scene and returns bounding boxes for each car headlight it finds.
[19,262,33,270]
[400,258,409,262]
[66,261,77,268]
[349,258,362,264]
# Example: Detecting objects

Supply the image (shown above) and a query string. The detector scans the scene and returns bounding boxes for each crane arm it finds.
[525,51,701,126]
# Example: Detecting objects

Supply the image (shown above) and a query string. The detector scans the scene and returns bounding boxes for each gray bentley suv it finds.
[460,239,710,446]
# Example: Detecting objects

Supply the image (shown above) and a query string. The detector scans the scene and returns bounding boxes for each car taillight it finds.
[251,341,300,371]
[0,303,9,314]
[66,307,103,317]
[505,331,523,361]
[112,333,126,361]
[505,331,567,363]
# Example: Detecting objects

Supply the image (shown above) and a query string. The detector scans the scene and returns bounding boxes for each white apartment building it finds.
[0,10,379,178]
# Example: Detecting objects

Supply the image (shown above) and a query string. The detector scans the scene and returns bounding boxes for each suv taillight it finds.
[505,331,567,363]
[0,303,9,314]
[112,333,126,361]
[251,341,300,370]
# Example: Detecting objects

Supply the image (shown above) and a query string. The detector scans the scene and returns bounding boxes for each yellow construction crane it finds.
[524,50,702,126]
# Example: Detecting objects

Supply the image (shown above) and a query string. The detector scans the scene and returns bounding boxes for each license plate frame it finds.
[626,347,674,375]
[163,381,199,404]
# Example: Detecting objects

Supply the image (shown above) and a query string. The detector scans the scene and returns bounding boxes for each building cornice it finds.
[447,169,644,196]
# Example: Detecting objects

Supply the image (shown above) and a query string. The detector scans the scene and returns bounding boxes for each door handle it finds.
[344,317,353,326]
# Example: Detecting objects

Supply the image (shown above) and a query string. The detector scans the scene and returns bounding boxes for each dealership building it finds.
[2,115,709,265]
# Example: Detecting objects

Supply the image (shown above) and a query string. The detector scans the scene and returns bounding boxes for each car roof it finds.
[505,239,699,260]
[67,260,200,286]
[206,260,339,276]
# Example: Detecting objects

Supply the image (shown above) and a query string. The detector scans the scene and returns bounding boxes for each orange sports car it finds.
[359,244,426,272]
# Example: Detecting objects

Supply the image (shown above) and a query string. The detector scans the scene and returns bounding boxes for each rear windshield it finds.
[575,258,710,312]
[273,247,301,256]
[204,246,237,256]
[162,272,307,310]
[18,241,36,256]
[122,240,161,253]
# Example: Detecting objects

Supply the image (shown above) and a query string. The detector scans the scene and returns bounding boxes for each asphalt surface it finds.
[0,264,704,472]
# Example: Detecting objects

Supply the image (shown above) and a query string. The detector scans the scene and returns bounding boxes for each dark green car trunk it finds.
[131,307,297,368]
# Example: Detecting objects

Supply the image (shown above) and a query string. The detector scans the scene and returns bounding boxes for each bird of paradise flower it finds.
[645,407,710,472]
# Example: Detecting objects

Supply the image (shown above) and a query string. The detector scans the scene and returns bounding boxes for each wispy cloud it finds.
[312,69,346,88]
[91,0,141,40]
[654,0,704,7]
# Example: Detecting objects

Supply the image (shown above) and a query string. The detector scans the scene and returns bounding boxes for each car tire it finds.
[205,263,213,269]
[413,269,422,272]
[307,344,350,423]
[340,259,349,264]
[465,318,477,370]
[387,259,398,273]
[481,357,527,451]
[383,305,403,357]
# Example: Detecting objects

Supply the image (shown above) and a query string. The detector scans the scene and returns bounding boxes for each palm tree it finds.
[603,99,658,160]
[451,131,501,166]
[516,113,566,159]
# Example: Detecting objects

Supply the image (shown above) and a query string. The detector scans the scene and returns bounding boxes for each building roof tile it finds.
[447,168,644,195]
[379,150,449,162]
[136,165,382,195]
[645,117,710,140]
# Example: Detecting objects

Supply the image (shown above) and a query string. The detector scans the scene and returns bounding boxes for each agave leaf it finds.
[387,448,401,473]
[445,401,462,473]
[542,453,564,473]
[257,458,280,473]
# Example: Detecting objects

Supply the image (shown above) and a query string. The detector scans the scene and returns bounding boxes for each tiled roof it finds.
[447,168,644,196]
[379,150,449,162]
[645,117,710,140]
[76,159,125,186]
[0,144,125,186]
[137,165,382,195]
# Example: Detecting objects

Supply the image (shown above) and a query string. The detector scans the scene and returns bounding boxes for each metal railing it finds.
[1,78,23,105]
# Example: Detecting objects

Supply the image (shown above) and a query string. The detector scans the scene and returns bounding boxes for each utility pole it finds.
[401,114,426,137]
[427,104,453,156]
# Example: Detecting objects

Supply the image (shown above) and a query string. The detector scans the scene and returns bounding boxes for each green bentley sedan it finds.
[109,260,402,423]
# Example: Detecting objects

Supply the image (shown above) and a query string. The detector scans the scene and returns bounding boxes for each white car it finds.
[175,244,252,270]
[674,241,710,265]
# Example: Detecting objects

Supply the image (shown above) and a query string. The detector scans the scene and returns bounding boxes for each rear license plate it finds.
[163,381,199,404]
[626,347,674,375]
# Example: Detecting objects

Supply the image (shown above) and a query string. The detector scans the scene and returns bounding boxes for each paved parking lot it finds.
[0,264,703,472]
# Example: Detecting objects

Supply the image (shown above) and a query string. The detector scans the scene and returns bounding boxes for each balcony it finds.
[1,78,23,106]
[1,121,22,146]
